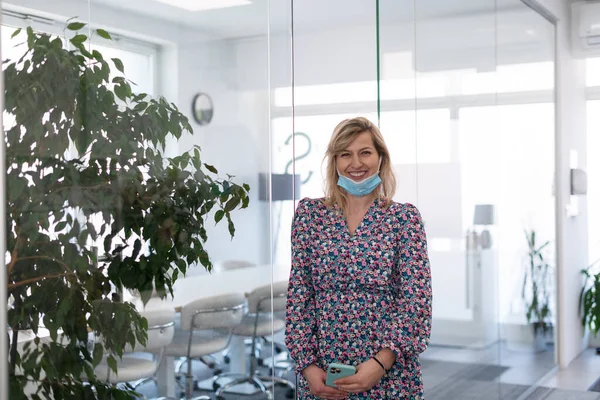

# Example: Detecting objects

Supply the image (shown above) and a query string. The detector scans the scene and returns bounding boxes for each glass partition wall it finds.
[401,0,558,398]
[496,0,557,389]
[1,0,557,399]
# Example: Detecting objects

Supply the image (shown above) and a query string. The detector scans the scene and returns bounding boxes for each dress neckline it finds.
[339,197,380,237]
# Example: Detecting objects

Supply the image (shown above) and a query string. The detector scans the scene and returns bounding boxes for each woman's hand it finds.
[303,364,348,399]
[333,359,385,394]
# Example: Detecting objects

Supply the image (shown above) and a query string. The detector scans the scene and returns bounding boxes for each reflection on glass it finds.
[376,0,555,398]
[1,1,279,398]
[0,0,562,398]
[588,101,600,265]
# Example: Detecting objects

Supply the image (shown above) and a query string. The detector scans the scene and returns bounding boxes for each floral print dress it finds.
[285,197,432,399]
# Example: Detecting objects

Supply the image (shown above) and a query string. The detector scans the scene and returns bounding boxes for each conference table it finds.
[127,263,292,397]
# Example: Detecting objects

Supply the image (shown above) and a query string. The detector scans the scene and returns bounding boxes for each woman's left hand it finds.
[332,359,386,394]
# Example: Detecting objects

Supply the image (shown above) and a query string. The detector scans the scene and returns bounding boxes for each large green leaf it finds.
[67,22,86,30]
[111,58,124,73]
[96,29,112,40]
[70,34,87,46]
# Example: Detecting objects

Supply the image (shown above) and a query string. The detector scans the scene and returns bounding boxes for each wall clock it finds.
[191,93,214,125]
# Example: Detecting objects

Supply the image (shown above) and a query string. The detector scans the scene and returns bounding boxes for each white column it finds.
[535,0,589,368]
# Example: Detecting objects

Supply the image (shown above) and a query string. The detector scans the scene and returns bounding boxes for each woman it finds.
[285,117,432,399]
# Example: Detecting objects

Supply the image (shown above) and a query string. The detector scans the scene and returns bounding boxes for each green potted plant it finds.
[4,23,249,399]
[521,229,552,351]
[579,259,600,352]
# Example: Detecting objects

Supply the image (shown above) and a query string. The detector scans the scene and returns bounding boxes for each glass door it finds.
[495,0,558,389]
[378,0,557,398]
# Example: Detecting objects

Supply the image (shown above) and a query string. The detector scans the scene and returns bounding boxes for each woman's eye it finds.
[340,153,350,158]
[361,151,371,155]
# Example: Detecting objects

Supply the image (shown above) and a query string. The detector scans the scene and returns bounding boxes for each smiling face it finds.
[335,131,380,182]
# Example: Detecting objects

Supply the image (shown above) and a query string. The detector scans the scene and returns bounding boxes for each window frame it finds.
[1,10,159,97]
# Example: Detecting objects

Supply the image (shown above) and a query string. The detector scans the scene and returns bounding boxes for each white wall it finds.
[535,0,589,368]
[236,7,552,92]
[173,37,272,267]
[2,0,273,267]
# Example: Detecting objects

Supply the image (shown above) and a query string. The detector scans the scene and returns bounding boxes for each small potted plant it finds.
[521,229,553,351]
[579,259,600,353]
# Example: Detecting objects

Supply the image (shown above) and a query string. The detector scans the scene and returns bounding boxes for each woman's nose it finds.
[350,155,362,168]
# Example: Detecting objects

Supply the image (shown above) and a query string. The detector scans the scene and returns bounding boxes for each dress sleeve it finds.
[285,198,318,374]
[380,203,432,357]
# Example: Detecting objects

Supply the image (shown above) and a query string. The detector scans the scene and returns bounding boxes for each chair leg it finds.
[175,357,188,374]
[250,376,272,399]
[199,355,217,369]
[184,352,196,400]
[131,376,155,390]
[215,377,251,397]
[211,371,241,389]
[281,377,296,391]
[260,374,292,386]
[281,363,296,378]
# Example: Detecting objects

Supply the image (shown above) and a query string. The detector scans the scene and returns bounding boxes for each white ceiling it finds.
[84,0,514,39]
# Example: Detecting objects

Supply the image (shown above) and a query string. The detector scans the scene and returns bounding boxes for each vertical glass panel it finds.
[280,1,381,398]
[403,0,502,399]
[495,0,557,391]
[2,0,286,399]
[273,1,380,267]
[589,100,600,266]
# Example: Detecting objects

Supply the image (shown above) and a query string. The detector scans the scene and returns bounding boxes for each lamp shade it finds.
[258,172,301,201]
[473,204,495,225]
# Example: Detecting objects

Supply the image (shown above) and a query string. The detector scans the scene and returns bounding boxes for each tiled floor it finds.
[423,342,600,393]
[422,341,557,387]
[133,342,600,399]
[537,348,600,391]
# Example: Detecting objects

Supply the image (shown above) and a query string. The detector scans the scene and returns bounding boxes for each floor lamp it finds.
[473,204,496,250]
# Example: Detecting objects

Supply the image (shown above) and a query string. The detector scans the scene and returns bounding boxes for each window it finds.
[1,23,156,97]
[587,57,600,88]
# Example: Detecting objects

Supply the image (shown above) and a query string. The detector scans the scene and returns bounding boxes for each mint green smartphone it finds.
[325,362,357,387]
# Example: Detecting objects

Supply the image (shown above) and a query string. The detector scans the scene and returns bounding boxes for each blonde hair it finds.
[323,117,396,210]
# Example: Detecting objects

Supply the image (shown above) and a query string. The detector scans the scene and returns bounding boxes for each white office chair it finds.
[94,308,176,396]
[213,281,295,400]
[164,292,246,400]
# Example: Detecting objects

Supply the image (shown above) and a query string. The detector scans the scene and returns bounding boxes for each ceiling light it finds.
[154,0,252,12]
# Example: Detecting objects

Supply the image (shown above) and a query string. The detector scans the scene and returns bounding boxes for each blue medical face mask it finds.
[337,159,382,197]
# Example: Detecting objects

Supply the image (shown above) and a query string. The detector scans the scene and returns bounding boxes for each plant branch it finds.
[9,272,73,290]
[9,325,19,377]
[11,255,74,274]
[50,183,110,193]
[9,295,23,377]
[7,229,23,276]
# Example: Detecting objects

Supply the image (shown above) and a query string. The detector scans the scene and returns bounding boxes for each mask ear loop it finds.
[376,157,383,198]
